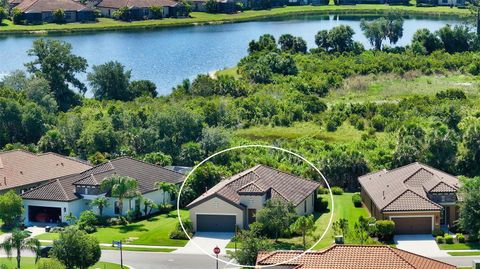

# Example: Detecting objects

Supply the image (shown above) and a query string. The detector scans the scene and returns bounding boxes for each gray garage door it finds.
[391,217,432,234]
[197,214,236,232]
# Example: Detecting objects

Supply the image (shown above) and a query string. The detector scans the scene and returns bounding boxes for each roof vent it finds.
[19,171,23,175]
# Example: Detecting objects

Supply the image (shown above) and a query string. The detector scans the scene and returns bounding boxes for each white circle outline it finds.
[176,144,334,268]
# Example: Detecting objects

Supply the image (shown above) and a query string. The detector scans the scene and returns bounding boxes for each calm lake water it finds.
[0,14,462,95]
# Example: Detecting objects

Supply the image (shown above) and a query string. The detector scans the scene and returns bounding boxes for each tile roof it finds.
[358,162,459,213]
[22,157,185,202]
[16,0,91,12]
[256,245,456,269]
[0,150,91,192]
[187,165,320,209]
[97,0,178,9]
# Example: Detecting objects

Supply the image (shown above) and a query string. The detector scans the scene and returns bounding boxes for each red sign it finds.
[213,246,221,255]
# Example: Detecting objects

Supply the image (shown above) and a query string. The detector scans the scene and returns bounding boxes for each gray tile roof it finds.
[187,165,320,209]
[17,0,91,12]
[22,157,185,202]
[358,162,459,213]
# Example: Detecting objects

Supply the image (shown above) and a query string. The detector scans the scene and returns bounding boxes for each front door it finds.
[248,209,256,224]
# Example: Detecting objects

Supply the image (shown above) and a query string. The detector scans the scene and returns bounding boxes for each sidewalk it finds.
[38,239,182,250]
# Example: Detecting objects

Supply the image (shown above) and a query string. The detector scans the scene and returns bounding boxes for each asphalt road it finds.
[434,256,480,268]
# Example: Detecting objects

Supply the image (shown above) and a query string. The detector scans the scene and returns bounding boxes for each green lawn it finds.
[0,258,127,269]
[447,251,480,256]
[36,210,189,247]
[438,242,480,250]
[0,3,469,34]
[227,193,370,250]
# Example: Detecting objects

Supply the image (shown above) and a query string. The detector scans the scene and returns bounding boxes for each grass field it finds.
[438,242,480,250]
[447,251,480,256]
[0,3,469,34]
[227,193,370,250]
[36,210,189,247]
[0,258,127,269]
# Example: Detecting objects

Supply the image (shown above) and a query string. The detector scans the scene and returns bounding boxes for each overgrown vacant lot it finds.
[0,258,127,269]
[36,210,189,247]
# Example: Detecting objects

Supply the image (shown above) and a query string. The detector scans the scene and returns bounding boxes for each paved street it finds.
[174,232,234,254]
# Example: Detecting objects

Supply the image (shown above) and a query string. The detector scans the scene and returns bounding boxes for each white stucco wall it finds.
[23,199,89,226]
[239,194,266,209]
[295,192,315,216]
[101,189,169,216]
[189,197,244,232]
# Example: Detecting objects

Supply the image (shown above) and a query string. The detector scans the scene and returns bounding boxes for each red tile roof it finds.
[187,165,320,209]
[97,0,178,9]
[0,150,91,192]
[358,162,459,213]
[256,245,456,269]
[16,0,91,12]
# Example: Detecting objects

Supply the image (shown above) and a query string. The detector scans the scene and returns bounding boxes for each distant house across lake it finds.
[12,0,95,23]
[96,0,188,19]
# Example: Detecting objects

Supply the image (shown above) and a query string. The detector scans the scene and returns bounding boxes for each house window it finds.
[114,201,121,215]
[304,200,307,213]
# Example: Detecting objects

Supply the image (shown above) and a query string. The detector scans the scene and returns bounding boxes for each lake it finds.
[0,14,462,95]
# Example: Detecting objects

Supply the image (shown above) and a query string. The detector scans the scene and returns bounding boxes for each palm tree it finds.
[90,196,110,217]
[0,229,40,269]
[154,182,177,206]
[101,175,138,216]
[142,198,157,216]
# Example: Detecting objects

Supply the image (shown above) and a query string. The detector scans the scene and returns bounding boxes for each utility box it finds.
[335,235,344,244]
[473,260,480,269]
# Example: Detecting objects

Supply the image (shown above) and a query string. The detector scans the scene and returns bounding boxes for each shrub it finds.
[376,220,395,241]
[436,236,444,244]
[444,234,454,244]
[432,228,445,237]
[37,258,66,269]
[436,89,466,100]
[12,8,23,25]
[314,196,329,212]
[352,193,362,208]
[170,219,193,239]
[50,227,65,233]
[158,204,173,214]
[107,217,128,226]
[53,9,66,24]
[331,187,344,195]
[456,233,465,243]
[317,186,329,194]
[149,6,163,19]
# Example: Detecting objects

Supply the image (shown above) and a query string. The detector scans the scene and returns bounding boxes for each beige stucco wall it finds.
[189,197,244,232]
[239,194,266,210]
[295,192,315,216]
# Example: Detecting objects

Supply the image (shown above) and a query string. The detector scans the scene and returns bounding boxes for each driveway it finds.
[174,232,234,255]
[395,234,446,257]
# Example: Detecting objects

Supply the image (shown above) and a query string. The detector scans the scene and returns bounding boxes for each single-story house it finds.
[21,157,185,226]
[96,0,187,19]
[189,0,207,11]
[417,0,465,6]
[0,150,91,195]
[187,165,320,233]
[14,0,95,23]
[359,162,460,234]
[256,244,456,269]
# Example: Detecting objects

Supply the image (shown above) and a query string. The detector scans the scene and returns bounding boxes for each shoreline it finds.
[0,5,469,36]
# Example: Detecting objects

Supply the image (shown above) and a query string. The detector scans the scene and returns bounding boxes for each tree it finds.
[25,39,87,111]
[436,24,474,53]
[88,61,132,101]
[424,124,457,173]
[90,196,110,217]
[248,34,277,53]
[353,216,374,244]
[148,6,163,19]
[155,182,177,206]
[189,162,223,196]
[360,16,403,50]
[393,123,426,167]
[205,0,218,13]
[143,152,173,166]
[412,28,443,54]
[142,198,156,216]
[278,34,307,53]
[332,218,349,238]
[229,226,272,266]
[290,214,315,250]
[468,0,480,35]
[53,9,65,24]
[458,177,480,237]
[315,25,363,53]
[458,122,480,176]
[319,147,369,190]
[130,80,158,98]
[38,129,69,155]
[199,127,230,156]
[100,175,139,216]
[24,77,58,113]
[51,227,101,269]
[0,190,23,227]
[37,258,66,269]
[256,198,297,241]
[0,229,41,269]
[77,210,98,233]
[1,70,27,91]
[0,7,6,25]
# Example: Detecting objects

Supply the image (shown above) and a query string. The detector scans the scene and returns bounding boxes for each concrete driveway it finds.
[174,232,234,255]
[395,234,446,257]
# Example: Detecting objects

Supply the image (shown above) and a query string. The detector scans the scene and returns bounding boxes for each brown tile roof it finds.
[187,165,320,209]
[22,157,185,202]
[0,150,91,192]
[97,0,178,9]
[358,162,459,213]
[16,0,91,12]
[256,245,456,269]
